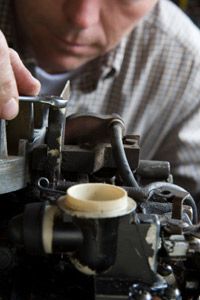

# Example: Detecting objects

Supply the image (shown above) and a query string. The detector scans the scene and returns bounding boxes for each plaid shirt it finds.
[1,0,200,195]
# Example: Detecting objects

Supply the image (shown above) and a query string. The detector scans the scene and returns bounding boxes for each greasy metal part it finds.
[166,192,190,234]
[172,194,187,220]
[63,142,140,172]
[19,95,68,109]
[145,182,198,225]
[25,118,170,184]
[163,234,189,257]
[36,84,69,185]
[5,92,69,192]
[32,143,170,184]
[65,113,125,144]
[45,105,67,185]
[2,90,70,193]
[137,160,170,180]
[33,82,70,129]
[37,177,65,197]
[7,87,70,155]
[32,141,140,174]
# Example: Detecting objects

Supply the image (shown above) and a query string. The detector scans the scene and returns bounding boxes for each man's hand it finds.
[0,30,41,120]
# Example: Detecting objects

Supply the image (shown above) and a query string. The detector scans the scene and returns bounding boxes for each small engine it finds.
[0,94,199,300]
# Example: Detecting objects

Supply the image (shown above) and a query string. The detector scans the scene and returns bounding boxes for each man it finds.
[0,0,200,196]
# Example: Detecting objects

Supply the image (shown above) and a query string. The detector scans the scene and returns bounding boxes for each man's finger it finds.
[9,49,41,96]
[0,30,19,120]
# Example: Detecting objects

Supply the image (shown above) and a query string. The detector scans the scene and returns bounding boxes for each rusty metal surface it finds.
[65,113,124,145]
[32,141,140,174]
[137,160,170,180]
[45,106,67,184]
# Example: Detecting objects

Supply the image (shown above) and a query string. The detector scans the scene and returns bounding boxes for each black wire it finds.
[110,122,139,188]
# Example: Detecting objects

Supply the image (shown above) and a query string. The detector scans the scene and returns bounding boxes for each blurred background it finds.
[172,0,200,27]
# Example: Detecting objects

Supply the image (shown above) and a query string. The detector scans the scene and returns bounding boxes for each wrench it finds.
[19,95,68,109]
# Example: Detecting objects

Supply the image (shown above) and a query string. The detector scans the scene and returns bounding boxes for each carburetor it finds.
[0,92,200,300]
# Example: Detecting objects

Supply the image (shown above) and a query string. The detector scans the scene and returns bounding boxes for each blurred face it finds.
[15,0,158,73]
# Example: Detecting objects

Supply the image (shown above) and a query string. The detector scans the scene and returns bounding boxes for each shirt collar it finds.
[70,35,128,93]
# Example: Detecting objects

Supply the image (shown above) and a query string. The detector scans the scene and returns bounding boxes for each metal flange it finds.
[0,156,26,194]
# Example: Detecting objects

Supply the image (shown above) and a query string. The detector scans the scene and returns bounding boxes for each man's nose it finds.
[64,0,101,29]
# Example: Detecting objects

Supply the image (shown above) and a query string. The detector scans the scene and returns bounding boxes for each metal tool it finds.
[19,95,68,109]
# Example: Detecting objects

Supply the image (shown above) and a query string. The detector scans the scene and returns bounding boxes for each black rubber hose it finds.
[109,121,139,188]
[122,186,147,203]
[145,182,198,224]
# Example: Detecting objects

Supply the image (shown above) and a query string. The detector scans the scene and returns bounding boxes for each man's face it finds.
[15,0,158,73]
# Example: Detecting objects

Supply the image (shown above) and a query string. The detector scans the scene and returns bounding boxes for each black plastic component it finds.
[72,216,119,273]
[53,216,83,253]
[23,203,45,255]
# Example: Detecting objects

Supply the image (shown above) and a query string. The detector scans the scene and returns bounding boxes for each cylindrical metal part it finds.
[0,156,26,194]
[137,160,170,180]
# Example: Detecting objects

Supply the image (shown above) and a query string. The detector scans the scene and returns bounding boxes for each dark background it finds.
[172,0,200,27]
